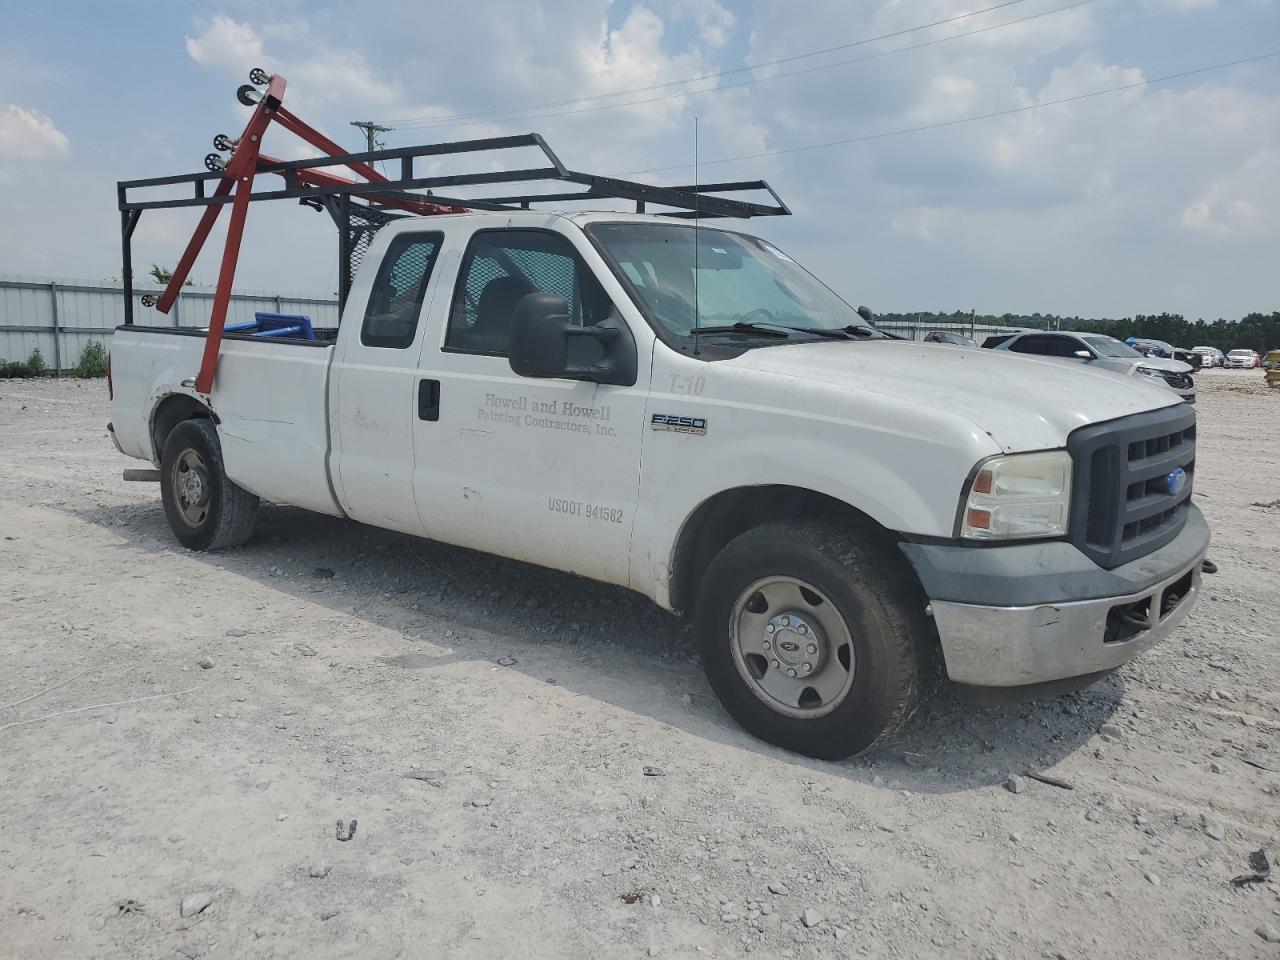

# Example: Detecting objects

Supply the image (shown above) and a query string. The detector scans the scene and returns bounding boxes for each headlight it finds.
[959,450,1073,540]
[1136,366,1163,378]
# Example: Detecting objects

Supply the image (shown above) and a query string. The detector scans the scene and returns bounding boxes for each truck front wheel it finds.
[160,419,258,551]
[694,520,931,759]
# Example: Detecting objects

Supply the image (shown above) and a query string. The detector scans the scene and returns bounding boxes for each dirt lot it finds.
[0,368,1277,960]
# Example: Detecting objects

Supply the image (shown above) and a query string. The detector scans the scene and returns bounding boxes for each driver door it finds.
[410,225,650,587]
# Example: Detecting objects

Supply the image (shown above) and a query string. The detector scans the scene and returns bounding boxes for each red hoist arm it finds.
[153,72,464,394]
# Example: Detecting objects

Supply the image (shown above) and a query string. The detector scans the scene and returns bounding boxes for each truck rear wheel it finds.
[694,520,931,759]
[160,419,258,551]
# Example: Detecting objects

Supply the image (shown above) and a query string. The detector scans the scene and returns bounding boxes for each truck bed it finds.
[110,325,344,517]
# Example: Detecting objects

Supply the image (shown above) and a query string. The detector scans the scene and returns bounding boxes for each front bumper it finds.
[900,504,1210,687]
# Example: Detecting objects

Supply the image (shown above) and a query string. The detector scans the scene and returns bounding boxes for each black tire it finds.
[694,519,932,760]
[160,419,258,551]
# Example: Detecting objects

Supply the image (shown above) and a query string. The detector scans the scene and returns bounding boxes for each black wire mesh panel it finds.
[341,202,404,312]
[459,236,581,328]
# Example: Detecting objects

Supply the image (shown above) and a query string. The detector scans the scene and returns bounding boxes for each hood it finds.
[720,339,1182,453]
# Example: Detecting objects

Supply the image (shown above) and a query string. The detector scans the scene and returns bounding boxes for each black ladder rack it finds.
[117,131,790,316]
[117,132,789,218]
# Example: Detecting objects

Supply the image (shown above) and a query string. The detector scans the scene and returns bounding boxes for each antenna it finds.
[692,116,700,357]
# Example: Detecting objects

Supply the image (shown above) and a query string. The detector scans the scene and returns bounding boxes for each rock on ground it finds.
[179,892,213,918]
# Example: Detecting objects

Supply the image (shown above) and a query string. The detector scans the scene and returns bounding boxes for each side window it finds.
[1054,337,1089,358]
[445,230,613,357]
[1009,335,1052,355]
[360,233,442,349]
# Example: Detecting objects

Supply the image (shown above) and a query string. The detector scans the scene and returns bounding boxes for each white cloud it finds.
[652,0,736,47]
[0,105,69,159]
[185,16,270,73]
[910,73,979,122]
[1182,148,1279,236]
[185,15,406,118]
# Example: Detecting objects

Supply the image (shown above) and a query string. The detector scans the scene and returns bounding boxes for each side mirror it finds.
[508,292,637,386]
[1074,350,1093,360]
[856,305,875,325]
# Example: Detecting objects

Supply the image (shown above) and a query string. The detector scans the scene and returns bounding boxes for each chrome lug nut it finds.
[766,623,775,634]
[780,616,791,627]
[802,662,812,674]
[772,659,780,669]
[806,644,817,655]
[787,668,797,678]
[798,624,808,635]
[763,639,771,650]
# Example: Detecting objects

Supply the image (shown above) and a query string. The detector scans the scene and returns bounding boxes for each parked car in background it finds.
[1191,346,1224,368]
[1173,348,1203,370]
[984,331,1195,402]
[922,330,978,347]
[1226,349,1259,369]
[1127,337,1176,359]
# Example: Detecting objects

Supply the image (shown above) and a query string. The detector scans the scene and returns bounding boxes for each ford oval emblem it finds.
[1165,467,1187,496]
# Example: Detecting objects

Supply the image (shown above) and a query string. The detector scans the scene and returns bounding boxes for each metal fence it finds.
[874,320,1033,344]
[0,275,340,373]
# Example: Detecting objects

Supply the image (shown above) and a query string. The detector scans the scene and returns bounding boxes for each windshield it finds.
[585,222,873,340]
[1084,336,1143,359]
[1229,350,1252,357]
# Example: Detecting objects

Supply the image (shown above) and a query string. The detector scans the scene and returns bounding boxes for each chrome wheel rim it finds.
[171,448,211,528]
[729,576,855,719]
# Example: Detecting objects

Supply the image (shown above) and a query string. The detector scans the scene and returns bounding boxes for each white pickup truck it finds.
[109,210,1209,758]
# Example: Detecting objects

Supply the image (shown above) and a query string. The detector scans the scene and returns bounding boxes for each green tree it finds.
[74,341,109,378]
[149,264,195,287]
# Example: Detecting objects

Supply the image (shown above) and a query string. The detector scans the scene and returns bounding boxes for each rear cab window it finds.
[361,233,443,349]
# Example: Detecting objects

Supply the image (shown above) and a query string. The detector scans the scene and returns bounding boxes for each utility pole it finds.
[350,121,392,154]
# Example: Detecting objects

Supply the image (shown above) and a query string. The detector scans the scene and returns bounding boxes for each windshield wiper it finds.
[694,322,792,339]
[789,325,879,340]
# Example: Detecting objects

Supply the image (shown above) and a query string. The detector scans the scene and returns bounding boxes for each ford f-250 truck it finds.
[109,208,1209,758]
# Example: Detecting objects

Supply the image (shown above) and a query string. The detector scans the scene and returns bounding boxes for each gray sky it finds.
[1,0,1276,320]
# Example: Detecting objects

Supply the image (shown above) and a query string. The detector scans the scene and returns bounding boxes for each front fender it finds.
[631,390,1000,608]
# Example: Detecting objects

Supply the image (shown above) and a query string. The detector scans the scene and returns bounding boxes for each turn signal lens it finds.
[965,507,991,530]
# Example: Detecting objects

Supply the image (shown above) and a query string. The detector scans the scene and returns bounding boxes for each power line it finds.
[384,0,1037,128]
[623,52,1280,176]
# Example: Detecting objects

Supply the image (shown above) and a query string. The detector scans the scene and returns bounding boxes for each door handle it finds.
[418,379,440,421]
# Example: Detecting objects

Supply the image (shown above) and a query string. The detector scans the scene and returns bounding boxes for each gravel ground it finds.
[0,368,1277,960]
